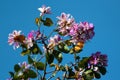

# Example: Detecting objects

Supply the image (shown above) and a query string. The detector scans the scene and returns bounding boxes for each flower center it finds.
[14,35,25,43]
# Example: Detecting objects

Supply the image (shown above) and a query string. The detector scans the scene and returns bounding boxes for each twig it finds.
[42,40,48,80]
[43,58,47,80]
[46,70,56,74]
[38,55,45,61]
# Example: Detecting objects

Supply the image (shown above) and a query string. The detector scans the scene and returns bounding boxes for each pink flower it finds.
[23,31,35,49]
[69,23,79,36]
[79,22,94,31]
[24,38,33,49]
[38,5,51,16]
[79,22,94,40]
[27,30,35,39]
[56,13,74,35]
[27,30,44,40]
[69,22,95,43]
[89,52,108,66]
[48,35,61,49]
[18,61,31,69]
[24,30,46,49]
[8,30,25,49]
[50,35,61,43]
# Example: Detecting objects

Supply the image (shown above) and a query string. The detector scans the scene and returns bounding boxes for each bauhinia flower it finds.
[69,23,79,36]
[38,5,51,16]
[24,38,33,49]
[24,30,42,49]
[69,22,95,43]
[8,30,25,49]
[48,35,61,49]
[89,52,108,66]
[27,30,35,39]
[23,31,35,49]
[18,61,31,70]
[79,22,94,40]
[56,13,74,35]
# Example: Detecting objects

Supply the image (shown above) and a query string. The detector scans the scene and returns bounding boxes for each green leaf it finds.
[26,70,37,78]
[78,57,89,68]
[49,63,55,67]
[53,50,63,63]
[68,70,75,79]
[21,49,30,56]
[57,53,63,63]
[65,40,72,46]
[84,70,93,75]
[83,70,94,80]
[99,66,107,75]
[33,48,38,53]
[30,44,42,55]
[9,72,14,77]
[94,72,101,79]
[43,18,53,26]
[35,62,45,70]
[53,50,61,55]
[46,53,54,64]
[63,44,70,53]
[21,44,27,49]
[28,55,34,64]
[14,64,21,72]
[60,65,66,71]
[83,72,94,80]
[31,47,38,54]
[57,43,69,53]
[69,48,74,54]
[74,66,79,71]
[57,43,64,51]
[76,56,80,60]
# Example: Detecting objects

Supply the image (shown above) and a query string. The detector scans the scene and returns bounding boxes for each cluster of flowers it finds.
[8,5,51,50]
[57,13,94,43]
[8,5,94,50]
[89,52,108,67]
[76,52,108,80]
[8,30,44,49]
[7,5,108,80]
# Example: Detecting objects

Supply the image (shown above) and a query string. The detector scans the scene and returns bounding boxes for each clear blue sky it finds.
[0,0,120,80]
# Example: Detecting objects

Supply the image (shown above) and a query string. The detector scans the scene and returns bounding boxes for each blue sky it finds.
[0,0,120,80]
